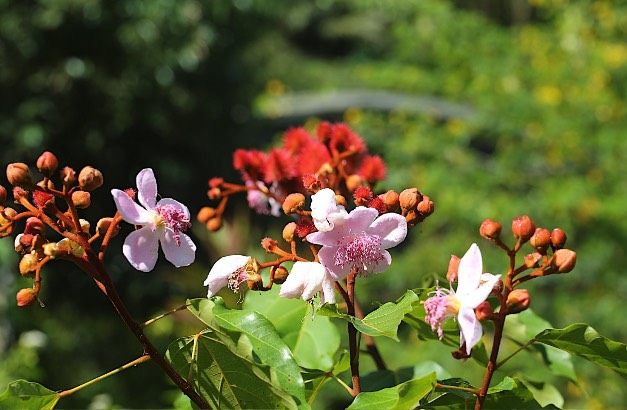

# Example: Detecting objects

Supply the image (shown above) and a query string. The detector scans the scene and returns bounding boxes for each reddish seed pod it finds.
[512,215,536,241]
[36,151,59,177]
[550,228,567,249]
[553,249,577,273]
[282,193,305,215]
[480,219,502,239]
[78,166,103,191]
[506,289,531,314]
[530,228,551,252]
[282,222,297,242]
[6,163,32,187]
[16,288,38,307]
[273,266,289,284]
[197,207,216,223]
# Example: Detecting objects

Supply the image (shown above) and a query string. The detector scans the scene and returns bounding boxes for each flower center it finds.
[334,232,384,275]
[423,287,460,340]
[154,204,191,246]
[227,258,257,293]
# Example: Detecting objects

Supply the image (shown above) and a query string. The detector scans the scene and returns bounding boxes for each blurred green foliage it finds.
[2,0,626,408]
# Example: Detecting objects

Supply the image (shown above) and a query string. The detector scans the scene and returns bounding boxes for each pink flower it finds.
[306,207,407,280]
[279,261,336,304]
[310,188,348,232]
[423,243,500,355]
[111,168,196,272]
[246,181,282,217]
[204,255,255,297]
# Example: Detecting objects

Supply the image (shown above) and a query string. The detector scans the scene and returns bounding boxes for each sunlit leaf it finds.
[0,380,59,410]
[535,323,627,378]
[346,373,437,410]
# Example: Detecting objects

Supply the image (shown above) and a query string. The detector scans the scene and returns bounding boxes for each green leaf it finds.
[0,380,60,410]
[187,298,307,408]
[535,323,627,378]
[318,290,419,341]
[166,332,297,409]
[243,287,340,371]
[346,373,437,410]
[302,350,350,402]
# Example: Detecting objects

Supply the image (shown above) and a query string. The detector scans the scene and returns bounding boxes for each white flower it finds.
[423,243,501,355]
[111,168,196,272]
[204,255,254,297]
[279,261,336,304]
[310,188,348,232]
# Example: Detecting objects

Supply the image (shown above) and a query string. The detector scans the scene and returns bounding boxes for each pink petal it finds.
[458,306,483,355]
[368,213,407,249]
[362,249,392,274]
[456,243,483,296]
[318,245,351,281]
[204,255,250,297]
[160,231,196,268]
[122,227,160,272]
[112,189,153,225]
[156,198,191,219]
[306,229,344,247]
[136,168,157,210]
[344,207,378,233]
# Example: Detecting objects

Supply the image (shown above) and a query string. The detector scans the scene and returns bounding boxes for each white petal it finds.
[301,263,326,300]
[456,243,483,296]
[320,272,336,304]
[310,188,337,221]
[458,306,483,355]
[136,168,157,210]
[462,274,501,309]
[112,189,153,225]
[204,255,250,297]
[280,261,325,301]
[160,231,196,268]
[368,213,407,249]
[122,227,160,272]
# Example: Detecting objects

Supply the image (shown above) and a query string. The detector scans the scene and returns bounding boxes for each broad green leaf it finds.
[166,332,297,409]
[0,380,59,410]
[346,373,437,410]
[244,288,340,371]
[187,298,307,408]
[535,323,627,378]
[302,350,350,403]
[507,309,576,381]
[318,290,419,341]
[424,377,558,409]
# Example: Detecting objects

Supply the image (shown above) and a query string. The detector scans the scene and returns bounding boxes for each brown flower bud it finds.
[345,174,363,194]
[550,228,567,249]
[16,288,38,307]
[71,191,91,209]
[207,187,221,200]
[530,228,551,252]
[24,217,45,235]
[475,301,494,321]
[0,184,7,205]
[79,219,90,234]
[3,207,17,220]
[19,254,39,275]
[247,273,264,291]
[60,166,76,186]
[273,266,289,284]
[379,190,400,212]
[282,193,305,215]
[446,255,461,282]
[335,194,347,208]
[506,289,531,314]
[480,219,502,239]
[206,217,222,232]
[78,166,103,191]
[96,217,119,237]
[399,188,421,211]
[405,209,420,226]
[512,215,536,241]
[43,242,59,257]
[553,249,577,273]
[282,222,297,242]
[417,196,434,216]
[36,151,59,177]
[6,163,32,187]
[261,237,278,253]
[197,207,216,223]
[524,252,542,269]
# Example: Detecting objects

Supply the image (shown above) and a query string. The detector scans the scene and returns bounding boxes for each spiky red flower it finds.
[32,191,54,209]
[283,127,313,155]
[233,149,266,181]
[296,140,331,175]
[295,218,317,238]
[353,186,373,202]
[264,148,297,183]
[367,197,387,215]
[328,124,366,156]
[316,121,333,142]
[358,155,386,185]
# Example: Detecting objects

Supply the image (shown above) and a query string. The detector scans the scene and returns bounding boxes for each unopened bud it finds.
[0,185,7,205]
[24,217,45,235]
[512,215,536,241]
[71,191,91,208]
[530,228,551,252]
[417,196,434,216]
[206,217,222,232]
[19,254,39,275]
[524,252,542,268]
[302,173,321,193]
[3,207,17,220]
[78,166,103,191]
[79,219,90,234]
[16,288,38,307]
[335,194,347,208]
[282,193,305,215]
[261,237,278,253]
[550,228,567,249]
[480,219,502,239]
[96,217,119,237]
[36,151,59,177]
[282,222,297,242]
[345,174,363,194]
[60,166,76,186]
[446,255,461,282]
[379,190,400,212]
[247,273,264,291]
[405,209,420,226]
[207,187,221,200]
[43,242,59,257]
[399,188,422,211]
[506,289,531,314]
[58,238,84,257]
[197,207,216,223]
[208,177,223,188]
[273,266,289,284]
[553,249,576,273]
[475,301,494,321]
[6,163,32,187]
